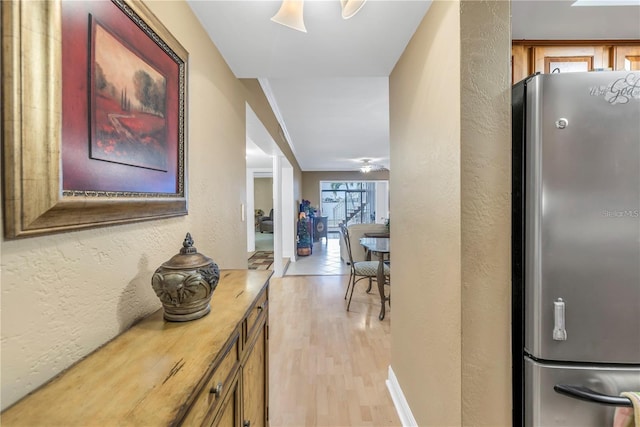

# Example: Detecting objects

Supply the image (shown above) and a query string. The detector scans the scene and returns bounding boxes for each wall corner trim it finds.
[386,365,418,427]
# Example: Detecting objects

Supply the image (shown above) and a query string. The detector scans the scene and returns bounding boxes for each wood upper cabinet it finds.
[535,45,606,73]
[1,270,271,427]
[512,40,640,84]
[614,45,640,71]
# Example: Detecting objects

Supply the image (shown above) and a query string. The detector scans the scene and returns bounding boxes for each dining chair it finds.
[339,223,390,311]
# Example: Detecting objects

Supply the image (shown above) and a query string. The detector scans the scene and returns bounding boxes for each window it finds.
[319,181,389,230]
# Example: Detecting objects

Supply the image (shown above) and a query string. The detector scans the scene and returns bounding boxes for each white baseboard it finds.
[386,365,418,427]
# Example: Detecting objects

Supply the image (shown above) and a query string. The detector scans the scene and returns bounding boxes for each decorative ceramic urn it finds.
[151,233,220,322]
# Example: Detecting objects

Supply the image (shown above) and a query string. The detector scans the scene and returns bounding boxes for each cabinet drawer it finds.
[182,332,240,426]
[211,372,239,427]
[245,289,267,342]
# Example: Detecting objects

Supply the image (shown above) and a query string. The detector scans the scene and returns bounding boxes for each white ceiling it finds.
[187,0,640,172]
[187,0,432,78]
[264,77,389,170]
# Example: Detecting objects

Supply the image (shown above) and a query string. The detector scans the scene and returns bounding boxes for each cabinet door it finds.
[512,45,532,84]
[242,324,267,427]
[532,46,609,73]
[614,46,640,71]
[212,374,240,427]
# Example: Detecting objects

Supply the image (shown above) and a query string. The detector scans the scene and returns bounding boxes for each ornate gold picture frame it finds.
[2,0,188,239]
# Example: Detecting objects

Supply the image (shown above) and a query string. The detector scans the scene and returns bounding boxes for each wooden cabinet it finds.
[241,324,267,427]
[181,331,241,426]
[213,373,240,427]
[512,40,640,84]
[313,216,328,242]
[182,331,240,425]
[614,45,640,71]
[212,375,241,427]
[1,270,271,427]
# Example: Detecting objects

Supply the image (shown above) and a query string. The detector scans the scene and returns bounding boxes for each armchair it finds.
[259,209,274,233]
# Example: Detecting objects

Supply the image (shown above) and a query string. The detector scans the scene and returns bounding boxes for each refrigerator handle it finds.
[553,298,567,341]
[554,384,633,407]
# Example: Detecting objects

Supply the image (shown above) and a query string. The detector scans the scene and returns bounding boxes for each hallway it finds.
[272,232,396,425]
[268,274,399,427]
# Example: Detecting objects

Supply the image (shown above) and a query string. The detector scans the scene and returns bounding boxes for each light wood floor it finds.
[268,274,400,427]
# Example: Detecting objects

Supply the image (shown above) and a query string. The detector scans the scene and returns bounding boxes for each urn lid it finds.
[162,233,214,270]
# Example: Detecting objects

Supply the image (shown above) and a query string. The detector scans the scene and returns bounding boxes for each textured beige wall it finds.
[389,1,462,425]
[301,170,389,210]
[389,0,511,425]
[254,178,273,214]
[0,0,249,409]
[460,1,512,424]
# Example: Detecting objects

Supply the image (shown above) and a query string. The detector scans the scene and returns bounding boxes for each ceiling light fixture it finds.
[341,0,368,19]
[271,0,307,33]
[359,159,386,173]
[271,0,367,32]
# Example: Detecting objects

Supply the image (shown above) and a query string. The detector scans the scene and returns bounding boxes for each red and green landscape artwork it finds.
[91,23,168,171]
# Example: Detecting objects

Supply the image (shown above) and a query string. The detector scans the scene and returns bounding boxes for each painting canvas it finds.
[91,20,168,172]
[1,0,188,238]
[61,0,184,195]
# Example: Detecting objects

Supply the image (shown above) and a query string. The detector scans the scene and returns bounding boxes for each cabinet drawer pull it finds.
[257,303,265,311]
[243,421,250,427]
[210,382,223,397]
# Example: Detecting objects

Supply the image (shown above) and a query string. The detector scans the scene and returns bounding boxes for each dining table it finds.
[359,236,390,320]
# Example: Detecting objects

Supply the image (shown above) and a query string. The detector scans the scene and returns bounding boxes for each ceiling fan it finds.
[271,0,368,33]
[359,159,387,173]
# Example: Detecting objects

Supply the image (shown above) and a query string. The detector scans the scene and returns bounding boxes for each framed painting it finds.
[2,0,188,238]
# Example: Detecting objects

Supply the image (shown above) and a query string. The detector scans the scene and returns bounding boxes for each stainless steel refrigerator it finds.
[512,71,640,427]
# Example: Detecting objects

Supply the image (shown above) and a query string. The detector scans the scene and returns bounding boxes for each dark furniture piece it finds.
[313,216,328,242]
[259,209,274,233]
